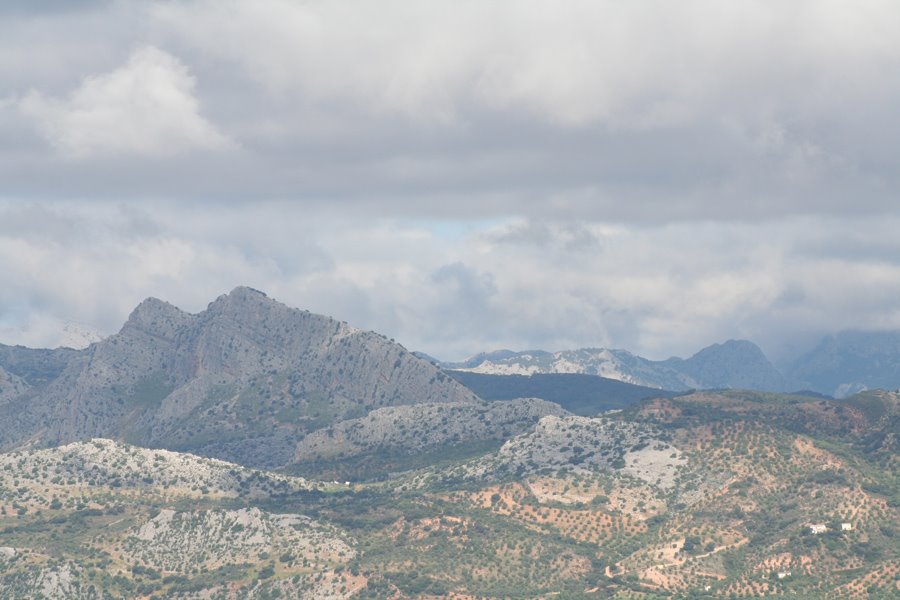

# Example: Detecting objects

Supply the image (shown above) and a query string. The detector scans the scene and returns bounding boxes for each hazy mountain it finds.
[786,330,900,397]
[658,339,790,391]
[0,287,477,467]
[441,339,792,392]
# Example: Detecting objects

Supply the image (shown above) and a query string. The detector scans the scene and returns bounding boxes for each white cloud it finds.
[151,0,900,128]
[19,46,231,158]
[3,202,900,364]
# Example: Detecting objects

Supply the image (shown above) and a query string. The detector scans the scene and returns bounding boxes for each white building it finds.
[841,522,853,531]
[809,524,827,534]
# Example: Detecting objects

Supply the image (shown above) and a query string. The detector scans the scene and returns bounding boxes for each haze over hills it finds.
[446,371,677,416]
[432,332,900,398]
[784,331,900,398]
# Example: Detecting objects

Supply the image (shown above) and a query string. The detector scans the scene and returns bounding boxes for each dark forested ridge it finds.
[447,370,677,415]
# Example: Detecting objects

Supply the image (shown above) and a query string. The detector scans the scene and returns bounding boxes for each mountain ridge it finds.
[437,339,793,392]
[0,287,479,468]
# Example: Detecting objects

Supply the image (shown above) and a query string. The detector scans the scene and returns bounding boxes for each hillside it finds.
[1,391,896,598]
[0,440,361,599]
[0,287,477,468]
[370,390,900,597]
[290,398,568,480]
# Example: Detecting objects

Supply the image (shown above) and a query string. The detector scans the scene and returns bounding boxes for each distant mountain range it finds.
[423,332,900,398]
[426,340,792,393]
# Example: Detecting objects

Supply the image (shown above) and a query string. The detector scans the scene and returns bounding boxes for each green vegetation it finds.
[0,389,897,598]
[448,371,675,415]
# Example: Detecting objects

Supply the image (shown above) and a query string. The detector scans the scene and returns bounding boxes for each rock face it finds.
[445,339,791,392]
[0,287,477,467]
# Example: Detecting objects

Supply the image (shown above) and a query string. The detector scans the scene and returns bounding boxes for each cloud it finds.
[19,46,231,158]
[4,201,899,365]
[2,3,900,365]
[0,1,897,220]
[152,0,900,128]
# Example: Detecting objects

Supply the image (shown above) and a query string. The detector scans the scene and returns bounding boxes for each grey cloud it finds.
[431,262,498,315]
[2,202,900,365]
[0,1,112,14]
[484,220,602,252]
[0,1,896,222]
[2,2,900,365]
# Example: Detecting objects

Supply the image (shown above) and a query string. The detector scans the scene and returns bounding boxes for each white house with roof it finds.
[809,524,827,534]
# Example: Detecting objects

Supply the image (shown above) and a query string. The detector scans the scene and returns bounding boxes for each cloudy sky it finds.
[2,1,900,362]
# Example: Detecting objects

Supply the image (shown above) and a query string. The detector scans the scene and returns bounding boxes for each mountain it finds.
[1,289,898,597]
[442,339,792,392]
[658,339,790,391]
[0,287,478,467]
[447,371,677,415]
[786,330,900,398]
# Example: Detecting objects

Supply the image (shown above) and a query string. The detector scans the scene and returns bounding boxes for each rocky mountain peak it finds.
[208,286,271,309]
[203,286,301,329]
[125,297,191,334]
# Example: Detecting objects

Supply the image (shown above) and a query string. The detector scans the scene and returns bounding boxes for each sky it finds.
[2,0,900,363]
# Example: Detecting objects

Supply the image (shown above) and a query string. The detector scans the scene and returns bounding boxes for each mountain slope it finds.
[290,398,568,479]
[0,287,477,467]
[0,391,896,597]
[786,330,900,397]
[444,340,791,392]
[0,440,361,599]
